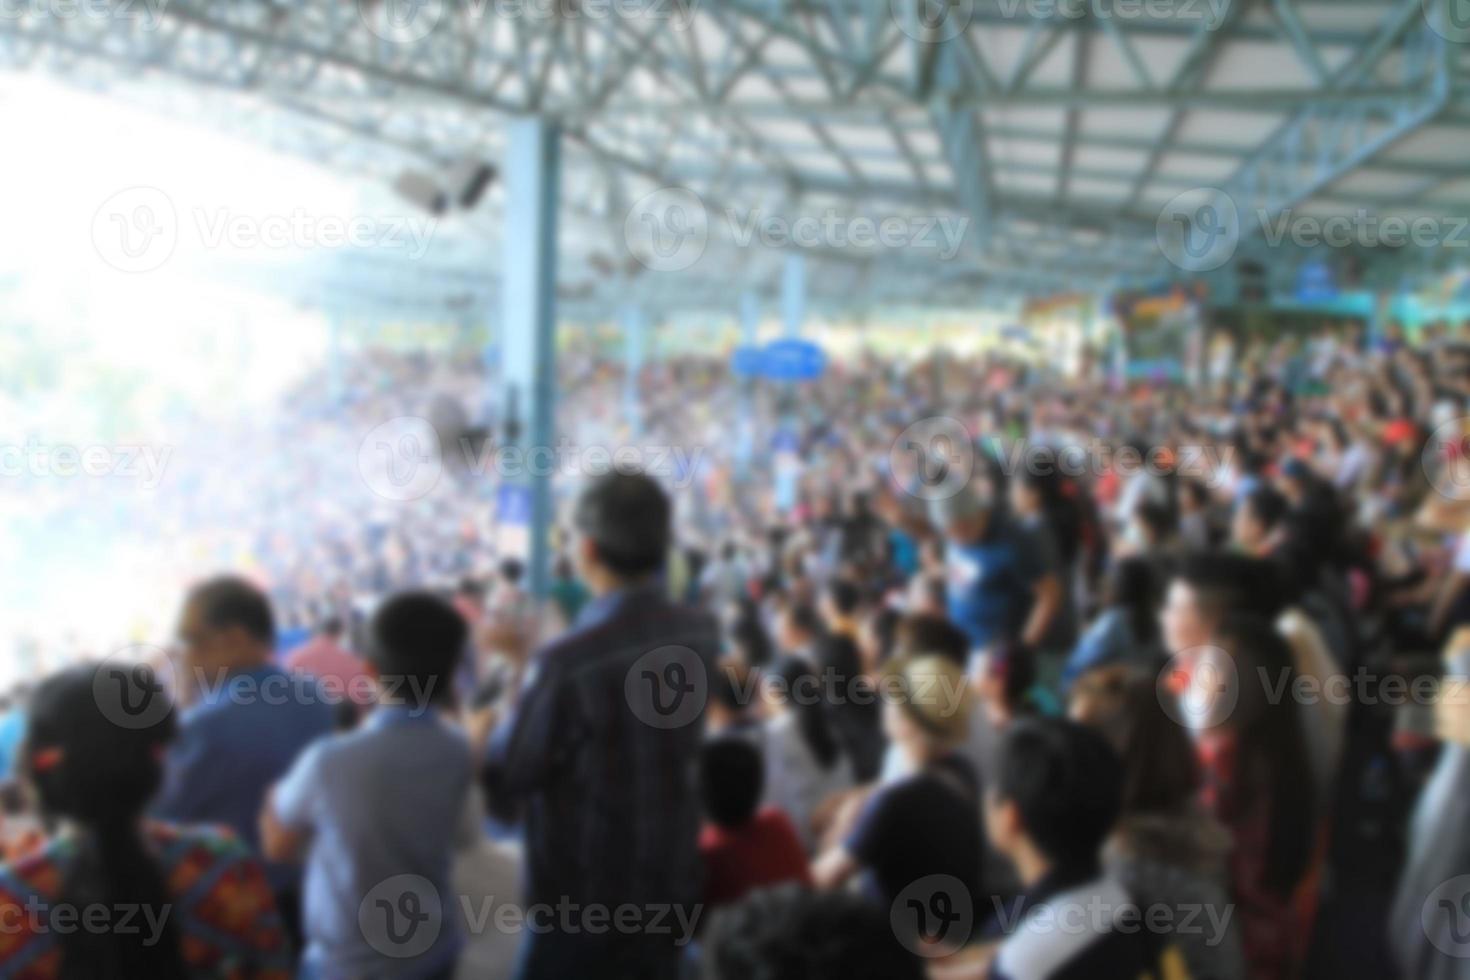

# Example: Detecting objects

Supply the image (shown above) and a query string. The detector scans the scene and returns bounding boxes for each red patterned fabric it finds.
[0,822,291,980]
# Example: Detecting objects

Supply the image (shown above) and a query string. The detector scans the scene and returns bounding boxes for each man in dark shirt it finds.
[484,472,720,980]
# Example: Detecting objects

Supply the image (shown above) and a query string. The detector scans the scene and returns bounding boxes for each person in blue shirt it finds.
[928,475,1062,657]
[263,591,473,980]
[152,575,333,950]
[1061,557,1163,692]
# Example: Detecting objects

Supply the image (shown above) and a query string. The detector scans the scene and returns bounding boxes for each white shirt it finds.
[762,712,854,851]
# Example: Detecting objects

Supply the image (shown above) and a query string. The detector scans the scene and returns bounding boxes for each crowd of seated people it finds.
[1,321,1470,978]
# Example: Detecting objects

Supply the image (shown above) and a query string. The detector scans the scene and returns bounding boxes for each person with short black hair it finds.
[982,718,1184,980]
[154,575,333,947]
[698,737,811,911]
[703,884,923,980]
[262,590,474,980]
[821,579,863,635]
[483,471,721,980]
[1232,485,1289,557]
[707,659,760,737]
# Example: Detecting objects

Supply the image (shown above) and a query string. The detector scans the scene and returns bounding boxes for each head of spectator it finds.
[571,470,671,596]
[762,656,841,773]
[819,579,863,639]
[456,576,486,604]
[1103,556,1162,651]
[858,605,901,671]
[1232,485,1288,556]
[1008,461,1049,520]
[984,718,1124,886]
[1161,551,1251,653]
[880,653,972,766]
[22,664,186,979]
[703,884,922,980]
[497,557,525,590]
[927,477,993,547]
[977,639,1038,729]
[776,602,825,660]
[316,615,345,642]
[178,575,276,682]
[708,659,758,735]
[893,613,970,669]
[1067,663,1134,734]
[1178,478,1213,517]
[1127,498,1176,553]
[365,591,466,713]
[698,736,764,831]
[727,606,774,669]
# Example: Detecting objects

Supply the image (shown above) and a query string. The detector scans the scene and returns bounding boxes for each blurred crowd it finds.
[2,317,1470,979]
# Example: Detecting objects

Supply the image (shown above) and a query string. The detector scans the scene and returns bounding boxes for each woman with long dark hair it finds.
[1198,615,1319,980]
[0,664,290,979]
[1080,670,1246,980]
[760,656,854,850]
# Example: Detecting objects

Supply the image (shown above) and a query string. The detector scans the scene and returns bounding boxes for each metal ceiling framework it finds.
[1,0,1468,321]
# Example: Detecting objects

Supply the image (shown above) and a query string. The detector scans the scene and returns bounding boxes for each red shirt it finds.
[699,806,812,909]
[283,636,373,706]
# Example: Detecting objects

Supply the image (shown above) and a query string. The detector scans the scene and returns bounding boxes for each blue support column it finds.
[623,305,645,438]
[781,253,806,339]
[736,292,759,478]
[498,117,560,600]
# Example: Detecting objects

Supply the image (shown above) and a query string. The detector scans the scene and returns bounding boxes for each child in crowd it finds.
[262,591,475,980]
[698,736,811,911]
